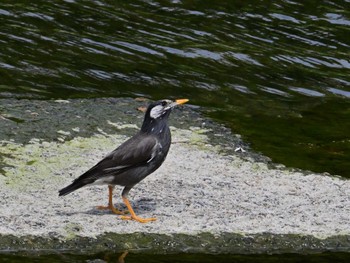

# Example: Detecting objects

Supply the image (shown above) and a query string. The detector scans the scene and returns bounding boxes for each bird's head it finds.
[147,99,188,120]
[141,99,189,132]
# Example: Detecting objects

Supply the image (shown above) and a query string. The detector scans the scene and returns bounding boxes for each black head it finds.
[141,99,188,133]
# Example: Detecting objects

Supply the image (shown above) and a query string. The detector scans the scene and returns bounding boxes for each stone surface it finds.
[0,98,349,254]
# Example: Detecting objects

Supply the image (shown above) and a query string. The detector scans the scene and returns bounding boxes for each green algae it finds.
[0,126,214,192]
[0,135,125,190]
[63,223,84,241]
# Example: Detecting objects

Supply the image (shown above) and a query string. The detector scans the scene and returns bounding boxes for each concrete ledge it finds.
[1,233,350,254]
[1,98,350,254]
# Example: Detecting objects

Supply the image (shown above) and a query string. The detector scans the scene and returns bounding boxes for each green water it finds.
[0,0,349,176]
[1,251,350,263]
[0,0,349,260]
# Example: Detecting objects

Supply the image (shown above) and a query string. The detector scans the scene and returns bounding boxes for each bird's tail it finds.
[58,181,86,196]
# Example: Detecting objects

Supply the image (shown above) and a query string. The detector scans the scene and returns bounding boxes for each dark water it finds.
[0,1,349,259]
[0,0,349,176]
[1,251,350,263]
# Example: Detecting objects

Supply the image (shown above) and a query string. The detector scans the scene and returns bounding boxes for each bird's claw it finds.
[96,205,127,215]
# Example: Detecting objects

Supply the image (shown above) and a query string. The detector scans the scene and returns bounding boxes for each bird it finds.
[59,98,189,223]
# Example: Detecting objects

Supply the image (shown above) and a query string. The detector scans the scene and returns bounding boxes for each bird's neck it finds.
[141,117,169,135]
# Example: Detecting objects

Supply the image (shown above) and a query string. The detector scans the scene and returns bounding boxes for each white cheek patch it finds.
[150,105,164,119]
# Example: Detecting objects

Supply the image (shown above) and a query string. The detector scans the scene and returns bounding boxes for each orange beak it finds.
[175,99,189,105]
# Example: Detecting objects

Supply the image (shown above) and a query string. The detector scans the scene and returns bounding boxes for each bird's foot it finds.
[121,215,157,223]
[97,205,127,215]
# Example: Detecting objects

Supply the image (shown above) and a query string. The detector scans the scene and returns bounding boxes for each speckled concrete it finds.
[1,98,350,254]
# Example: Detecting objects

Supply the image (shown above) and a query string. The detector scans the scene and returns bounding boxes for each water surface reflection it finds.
[0,0,349,176]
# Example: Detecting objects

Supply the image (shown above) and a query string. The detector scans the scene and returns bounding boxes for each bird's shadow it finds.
[58,197,157,217]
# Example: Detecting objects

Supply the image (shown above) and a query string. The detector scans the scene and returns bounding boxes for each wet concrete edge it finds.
[1,232,350,254]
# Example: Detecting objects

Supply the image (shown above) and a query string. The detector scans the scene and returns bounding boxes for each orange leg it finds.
[97,185,125,215]
[120,197,156,223]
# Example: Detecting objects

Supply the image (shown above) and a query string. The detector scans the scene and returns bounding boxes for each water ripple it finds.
[0,0,349,176]
[269,13,303,24]
[328,88,350,98]
[81,38,132,55]
[324,13,350,25]
[289,87,325,97]
[113,41,164,57]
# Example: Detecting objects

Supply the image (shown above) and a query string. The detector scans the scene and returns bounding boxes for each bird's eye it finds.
[161,101,167,106]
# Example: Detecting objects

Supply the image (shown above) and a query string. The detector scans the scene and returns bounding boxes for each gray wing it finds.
[75,133,159,182]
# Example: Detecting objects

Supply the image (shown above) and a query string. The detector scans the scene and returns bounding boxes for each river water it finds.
[0,1,350,261]
[0,0,349,176]
[1,251,350,263]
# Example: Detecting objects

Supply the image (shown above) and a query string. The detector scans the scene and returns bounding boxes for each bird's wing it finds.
[75,134,159,182]
[103,134,159,173]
